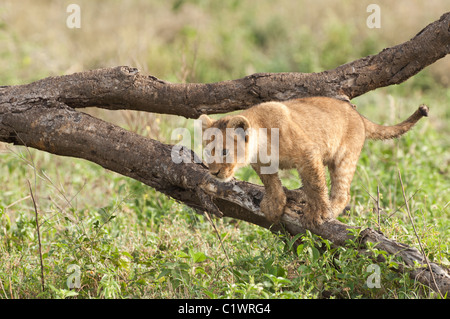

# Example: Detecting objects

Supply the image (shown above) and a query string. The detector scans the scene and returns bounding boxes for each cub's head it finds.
[199,114,252,182]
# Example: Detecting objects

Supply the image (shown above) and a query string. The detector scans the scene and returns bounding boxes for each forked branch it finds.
[0,12,449,296]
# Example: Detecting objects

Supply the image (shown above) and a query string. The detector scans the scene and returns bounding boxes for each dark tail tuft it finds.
[363,104,429,140]
[419,104,429,117]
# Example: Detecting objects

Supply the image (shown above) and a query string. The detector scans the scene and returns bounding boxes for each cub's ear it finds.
[227,115,250,131]
[198,114,215,131]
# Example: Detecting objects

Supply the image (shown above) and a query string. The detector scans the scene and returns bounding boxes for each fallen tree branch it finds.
[0,12,449,296]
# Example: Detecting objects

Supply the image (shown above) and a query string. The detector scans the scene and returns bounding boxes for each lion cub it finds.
[199,97,428,225]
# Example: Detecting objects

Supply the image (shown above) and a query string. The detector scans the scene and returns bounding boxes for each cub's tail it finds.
[363,104,429,140]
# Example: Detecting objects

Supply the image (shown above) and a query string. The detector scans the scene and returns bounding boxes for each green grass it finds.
[0,0,449,299]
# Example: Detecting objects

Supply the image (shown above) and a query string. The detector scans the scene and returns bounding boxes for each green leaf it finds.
[296,244,304,256]
[176,251,189,258]
[307,246,320,263]
[195,266,207,275]
[192,251,207,263]
[64,290,79,298]
[388,261,399,269]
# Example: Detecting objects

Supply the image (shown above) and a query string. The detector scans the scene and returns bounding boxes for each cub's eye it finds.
[222,149,229,156]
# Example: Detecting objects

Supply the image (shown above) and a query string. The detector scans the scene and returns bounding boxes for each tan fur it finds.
[199,97,428,225]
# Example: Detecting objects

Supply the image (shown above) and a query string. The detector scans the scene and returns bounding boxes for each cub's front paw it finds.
[303,202,333,226]
[261,193,286,224]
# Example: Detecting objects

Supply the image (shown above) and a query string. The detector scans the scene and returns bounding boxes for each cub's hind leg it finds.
[329,152,360,218]
[296,147,332,225]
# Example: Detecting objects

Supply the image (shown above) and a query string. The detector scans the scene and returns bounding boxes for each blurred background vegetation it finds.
[1,0,449,84]
[0,0,448,299]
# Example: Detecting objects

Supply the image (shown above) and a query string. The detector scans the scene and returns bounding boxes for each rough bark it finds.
[0,12,449,296]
